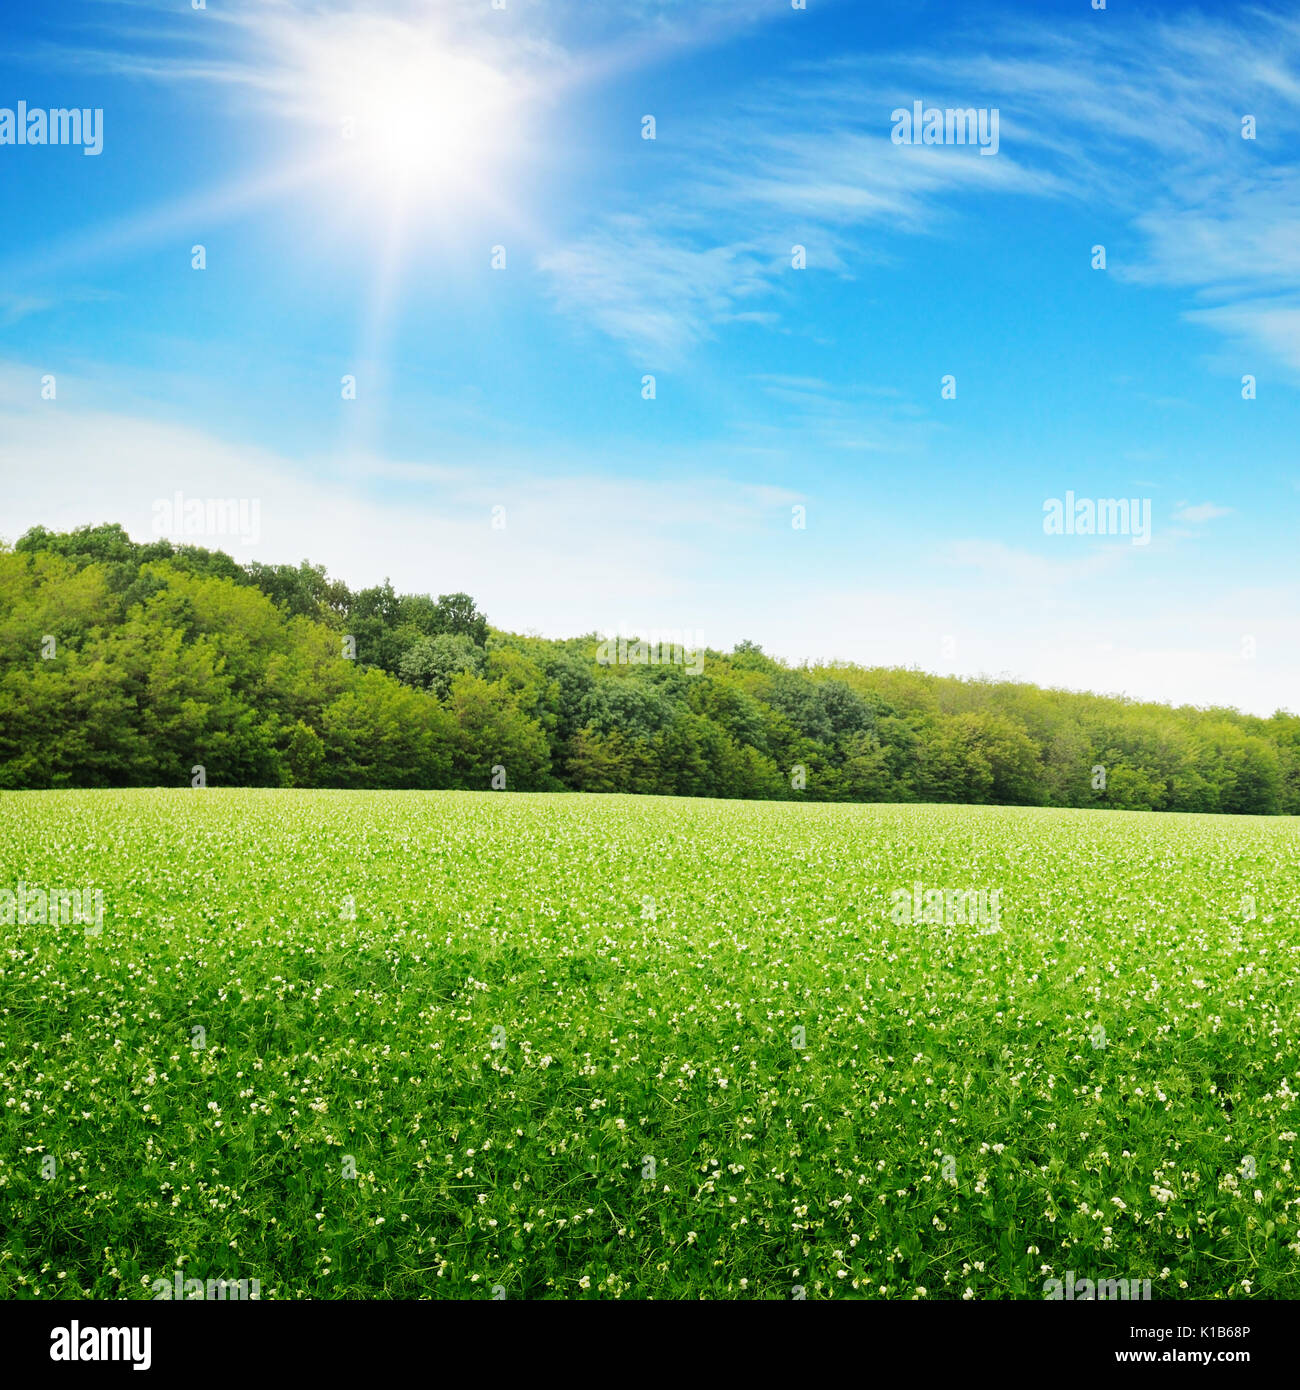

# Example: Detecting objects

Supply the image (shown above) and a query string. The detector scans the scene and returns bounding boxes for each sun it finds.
[340,48,516,196]
[285,17,524,207]
[257,13,544,453]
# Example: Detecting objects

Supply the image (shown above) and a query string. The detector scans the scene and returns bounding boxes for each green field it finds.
[1,789,1297,1299]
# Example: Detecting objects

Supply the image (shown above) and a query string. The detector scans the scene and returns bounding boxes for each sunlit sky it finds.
[1,0,1298,714]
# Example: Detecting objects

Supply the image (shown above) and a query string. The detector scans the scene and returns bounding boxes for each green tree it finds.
[319,669,452,789]
[444,673,550,790]
[399,632,486,698]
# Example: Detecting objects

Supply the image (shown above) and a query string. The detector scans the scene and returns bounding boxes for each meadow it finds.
[0,788,1297,1300]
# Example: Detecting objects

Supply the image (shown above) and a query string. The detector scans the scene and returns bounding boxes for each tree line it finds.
[2,523,1296,814]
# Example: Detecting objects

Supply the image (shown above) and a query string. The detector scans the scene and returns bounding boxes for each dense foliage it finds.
[2,523,1297,813]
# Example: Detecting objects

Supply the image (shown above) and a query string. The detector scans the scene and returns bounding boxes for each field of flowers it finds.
[0,788,1297,1300]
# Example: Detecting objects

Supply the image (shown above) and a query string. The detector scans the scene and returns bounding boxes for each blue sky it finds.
[1,0,1298,714]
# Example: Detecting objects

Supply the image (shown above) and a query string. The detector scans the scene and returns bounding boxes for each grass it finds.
[1,787,1297,1300]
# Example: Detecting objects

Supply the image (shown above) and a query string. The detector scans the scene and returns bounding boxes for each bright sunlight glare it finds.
[290,20,521,200]
[350,53,514,189]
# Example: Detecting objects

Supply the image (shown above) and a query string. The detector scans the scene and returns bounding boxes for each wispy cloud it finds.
[537,216,778,364]
[0,360,799,636]
[49,2,1300,377]
[1185,300,1300,373]
[538,5,1300,372]
[1172,501,1234,524]
[938,538,1132,588]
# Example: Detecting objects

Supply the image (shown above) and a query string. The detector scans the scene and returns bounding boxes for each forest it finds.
[1,523,1296,814]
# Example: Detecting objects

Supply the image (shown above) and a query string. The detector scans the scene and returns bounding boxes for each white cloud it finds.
[0,363,796,641]
[938,539,1131,587]
[3,366,1295,717]
[539,7,1300,372]
[537,217,778,364]
[1185,301,1300,374]
[1172,501,1234,524]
